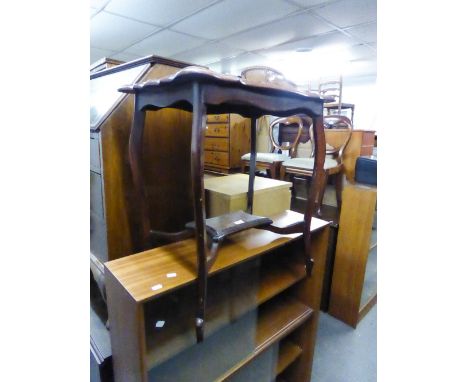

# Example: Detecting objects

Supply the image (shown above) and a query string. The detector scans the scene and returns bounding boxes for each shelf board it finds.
[215,297,313,381]
[105,210,329,303]
[145,259,306,369]
[258,261,306,305]
[275,341,303,376]
[255,297,312,352]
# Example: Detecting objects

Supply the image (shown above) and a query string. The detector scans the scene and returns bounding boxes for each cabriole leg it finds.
[128,105,151,251]
[247,117,257,213]
[190,83,208,343]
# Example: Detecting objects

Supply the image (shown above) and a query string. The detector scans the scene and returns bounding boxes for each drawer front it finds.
[361,131,375,155]
[205,150,229,167]
[207,114,229,123]
[360,145,374,156]
[361,131,375,146]
[205,123,229,137]
[205,137,229,152]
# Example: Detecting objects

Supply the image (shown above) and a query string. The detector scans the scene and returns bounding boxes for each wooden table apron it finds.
[124,77,326,342]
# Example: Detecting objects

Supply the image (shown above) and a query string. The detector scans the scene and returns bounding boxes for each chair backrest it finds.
[319,76,343,112]
[296,115,353,160]
[240,66,297,91]
[268,116,308,158]
[318,115,353,164]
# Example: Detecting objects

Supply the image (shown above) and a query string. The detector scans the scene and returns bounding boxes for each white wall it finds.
[255,74,378,153]
[341,75,377,133]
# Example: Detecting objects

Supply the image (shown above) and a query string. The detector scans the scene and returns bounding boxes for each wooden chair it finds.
[280,115,353,213]
[240,116,305,179]
[319,76,355,123]
[240,65,297,91]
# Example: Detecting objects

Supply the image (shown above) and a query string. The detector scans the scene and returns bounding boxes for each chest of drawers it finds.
[204,114,251,173]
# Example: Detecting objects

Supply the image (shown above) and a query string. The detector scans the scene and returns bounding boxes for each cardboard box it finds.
[204,174,292,218]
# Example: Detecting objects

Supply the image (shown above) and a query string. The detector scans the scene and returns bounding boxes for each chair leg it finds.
[270,164,277,179]
[316,172,328,217]
[306,176,311,194]
[279,165,286,180]
[334,172,344,210]
[240,161,246,174]
[290,173,297,200]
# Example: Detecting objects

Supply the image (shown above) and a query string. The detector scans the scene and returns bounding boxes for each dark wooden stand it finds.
[119,67,327,342]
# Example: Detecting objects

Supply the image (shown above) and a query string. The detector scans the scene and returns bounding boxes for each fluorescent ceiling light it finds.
[264,44,353,84]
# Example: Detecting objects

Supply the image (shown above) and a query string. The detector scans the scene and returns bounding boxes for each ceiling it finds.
[90,0,376,85]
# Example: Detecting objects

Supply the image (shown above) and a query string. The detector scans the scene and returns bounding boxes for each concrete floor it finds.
[311,306,377,382]
[291,178,377,382]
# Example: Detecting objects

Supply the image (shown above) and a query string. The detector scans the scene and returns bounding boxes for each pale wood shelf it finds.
[276,341,303,376]
[106,210,328,303]
[145,258,306,369]
[328,184,377,327]
[214,297,312,381]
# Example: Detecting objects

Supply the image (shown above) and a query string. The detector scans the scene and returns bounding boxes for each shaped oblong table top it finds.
[118,66,329,118]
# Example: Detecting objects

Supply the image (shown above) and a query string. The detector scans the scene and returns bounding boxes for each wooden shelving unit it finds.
[328,183,377,327]
[214,296,312,381]
[105,210,330,382]
[275,341,303,376]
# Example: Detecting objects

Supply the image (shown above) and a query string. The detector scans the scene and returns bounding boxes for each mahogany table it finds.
[119,66,326,341]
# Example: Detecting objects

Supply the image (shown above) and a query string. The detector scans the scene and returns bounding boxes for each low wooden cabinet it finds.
[204,114,251,173]
[105,210,330,382]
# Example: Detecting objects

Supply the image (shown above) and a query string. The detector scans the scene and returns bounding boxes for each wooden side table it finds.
[119,66,326,343]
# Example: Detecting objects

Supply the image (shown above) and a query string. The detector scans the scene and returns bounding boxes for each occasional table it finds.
[119,66,326,342]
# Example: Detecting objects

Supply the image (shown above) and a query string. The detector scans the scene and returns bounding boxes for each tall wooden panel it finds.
[90,55,195,269]
[328,183,377,327]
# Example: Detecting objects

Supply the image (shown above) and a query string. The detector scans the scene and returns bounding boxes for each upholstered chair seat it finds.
[241,152,289,164]
[282,156,338,171]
